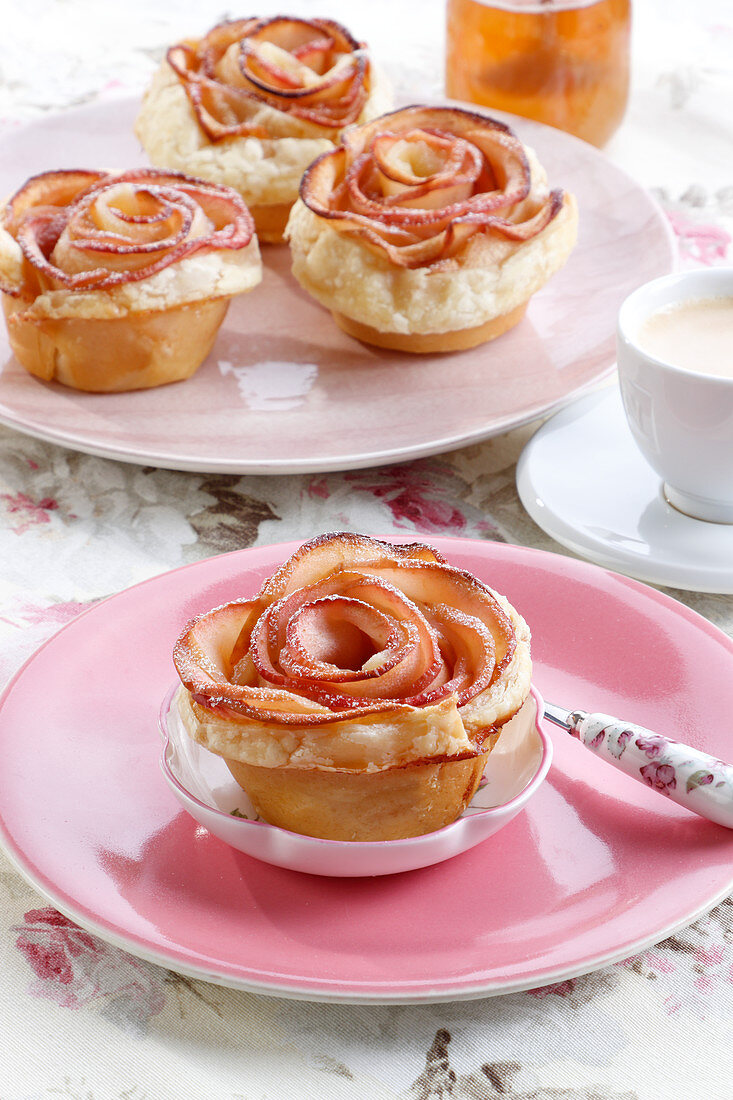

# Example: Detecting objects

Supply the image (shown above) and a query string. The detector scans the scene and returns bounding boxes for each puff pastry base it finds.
[221,695,535,842]
[225,740,498,842]
[3,294,229,392]
[332,302,528,353]
[249,201,293,245]
[286,190,578,350]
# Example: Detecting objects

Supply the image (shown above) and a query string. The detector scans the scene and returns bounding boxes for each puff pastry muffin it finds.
[173,532,533,842]
[136,15,390,243]
[286,104,578,352]
[0,167,261,392]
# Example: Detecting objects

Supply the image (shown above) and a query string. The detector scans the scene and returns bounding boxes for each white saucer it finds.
[158,684,552,878]
[516,386,733,594]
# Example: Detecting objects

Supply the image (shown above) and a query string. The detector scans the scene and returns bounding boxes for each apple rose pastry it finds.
[135,15,390,244]
[173,532,532,841]
[0,168,261,392]
[286,104,579,352]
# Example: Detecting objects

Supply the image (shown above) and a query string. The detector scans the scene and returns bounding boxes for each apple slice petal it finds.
[168,15,373,139]
[300,105,565,268]
[173,533,524,732]
[4,168,254,295]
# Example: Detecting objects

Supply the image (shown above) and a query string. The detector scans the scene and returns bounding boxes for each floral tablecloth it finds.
[2,2,733,1097]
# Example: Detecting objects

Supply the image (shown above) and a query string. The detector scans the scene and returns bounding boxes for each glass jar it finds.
[445,0,631,147]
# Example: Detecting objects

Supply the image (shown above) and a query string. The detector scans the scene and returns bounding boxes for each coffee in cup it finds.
[617,269,733,524]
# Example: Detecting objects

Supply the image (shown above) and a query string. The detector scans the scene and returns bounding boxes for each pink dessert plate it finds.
[158,682,552,878]
[0,98,674,474]
[1,537,733,1004]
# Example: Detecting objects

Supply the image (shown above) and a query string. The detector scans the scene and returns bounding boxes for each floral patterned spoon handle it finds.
[544,703,733,829]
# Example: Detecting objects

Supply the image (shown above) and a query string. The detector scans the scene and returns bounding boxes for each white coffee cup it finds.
[617,268,733,524]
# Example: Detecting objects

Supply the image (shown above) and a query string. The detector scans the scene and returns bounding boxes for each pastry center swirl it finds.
[299,105,566,268]
[174,534,519,726]
[1,168,255,294]
[167,16,373,139]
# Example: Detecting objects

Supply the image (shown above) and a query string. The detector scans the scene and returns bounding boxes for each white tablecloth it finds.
[2,2,733,1097]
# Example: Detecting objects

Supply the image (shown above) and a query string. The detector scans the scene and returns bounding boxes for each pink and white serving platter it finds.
[1,537,733,1004]
[0,99,674,474]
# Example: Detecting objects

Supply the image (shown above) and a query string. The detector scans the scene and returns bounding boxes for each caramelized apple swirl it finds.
[298,104,565,268]
[0,168,256,299]
[174,533,531,771]
[167,16,374,140]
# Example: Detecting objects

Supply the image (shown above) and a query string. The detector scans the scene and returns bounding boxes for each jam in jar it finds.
[445,0,631,147]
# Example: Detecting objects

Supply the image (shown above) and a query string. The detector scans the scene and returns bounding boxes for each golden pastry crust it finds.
[286,105,578,346]
[135,61,336,210]
[0,234,261,321]
[220,702,536,842]
[0,167,261,390]
[177,683,479,772]
[330,303,529,353]
[172,532,532,840]
[287,187,577,338]
[135,17,391,241]
[224,754,492,841]
[2,295,230,392]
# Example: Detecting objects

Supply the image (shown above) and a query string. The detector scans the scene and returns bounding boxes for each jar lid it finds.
[460,0,606,10]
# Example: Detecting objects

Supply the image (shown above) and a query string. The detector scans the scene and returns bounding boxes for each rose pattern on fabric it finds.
[188,475,278,554]
[618,897,733,1020]
[168,16,373,139]
[14,908,166,1031]
[403,1027,639,1099]
[344,464,471,533]
[526,979,576,999]
[301,461,501,542]
[2,598,91,627]
[299,105,565,268]
[0,437,244,602]
[653,185,733,268]
[0,167,254,298]
[666,209,730,264]
[0,596,99,690]
[1,490,58,535]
